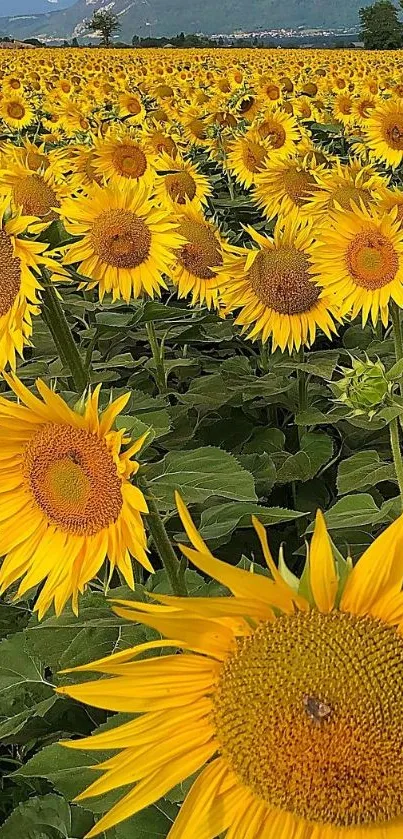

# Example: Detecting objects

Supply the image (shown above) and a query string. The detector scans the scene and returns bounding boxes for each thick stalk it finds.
[146,321,167,394]
[41,283,89,393]
[389,416,403,513]
[296,346,307,443]
[138,477,187,596]
[391,301,403,396]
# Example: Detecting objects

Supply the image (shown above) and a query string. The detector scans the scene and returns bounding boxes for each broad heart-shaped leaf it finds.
[294,406,349,426]
[196,502,305,545]
[13,712,177,836]
[242,427,285,454]
[0,632,55,740]
[337,451,396,495]
[274,432,333,483]
[305,494,380,532]
[25,590,150,684]
[275,350,340,381]
[106,805,174,838]
[0,793,72,839]
[145,446,257,509]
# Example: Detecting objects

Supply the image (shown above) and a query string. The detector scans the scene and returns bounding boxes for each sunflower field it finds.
[2,42,403,839]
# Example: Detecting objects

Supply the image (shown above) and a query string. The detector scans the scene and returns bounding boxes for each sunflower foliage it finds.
[1,44,403,839]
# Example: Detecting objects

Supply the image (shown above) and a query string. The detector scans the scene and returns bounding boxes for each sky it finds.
[0,0,76,15]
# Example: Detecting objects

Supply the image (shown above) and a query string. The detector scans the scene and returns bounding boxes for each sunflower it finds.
[365,99,403,168]
[312,204,403,327]
[226,132,269,189]
[352,94,377,125]
[254,107,300,157]
[144,128,178,159]
[92,130,157,188]
[0,159,67,228]
[64,144,103,189]
[118,92,146,123]
[58,494,403,839]
[154,152,211,209]
[253,154,321,222]
[0,374,151,619]
[0,94,34,130]
[59,181,184,301]
[306,160,385,215]
[0,200,63,370]
[221,211,339,352]
[377,186,403,229]
[170,204,233,309]
[332,92,355,126]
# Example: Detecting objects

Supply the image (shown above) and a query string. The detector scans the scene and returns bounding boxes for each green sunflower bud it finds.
[334,357,390,417]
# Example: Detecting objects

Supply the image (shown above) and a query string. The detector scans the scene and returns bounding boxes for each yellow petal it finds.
[83,742,216,838]
[340,514,403,616]
[166,759,238,839]
[309,509,338,613]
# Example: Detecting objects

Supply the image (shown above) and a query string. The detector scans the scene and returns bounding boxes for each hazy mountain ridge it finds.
[0,0,370,42]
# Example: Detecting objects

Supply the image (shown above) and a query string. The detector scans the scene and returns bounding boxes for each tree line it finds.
[87,3,403,50]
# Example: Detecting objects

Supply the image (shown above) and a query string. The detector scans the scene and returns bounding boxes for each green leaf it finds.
[306,494,380,532]
[276,351,340,381]
[274,433,333,483]
[146,446,257,508]
[106,805,174,838]
[242,428,285,454]
[386,357,403,382]
[13,736,126,814]
[294,406,349,426]
[337,451,396,495]
[0,794,72,839]
[25,591,149,681]
[272,450,312,483]
[197,502,305,544]
[300,432,334,477]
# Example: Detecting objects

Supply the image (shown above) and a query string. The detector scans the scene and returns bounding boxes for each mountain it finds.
[2,0,75,14]
[0,0,370,42]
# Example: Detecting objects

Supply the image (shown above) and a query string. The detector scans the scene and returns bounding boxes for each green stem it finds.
[138,477,187,596]
[146,321,167,394]
[391,301,403,397]
[390,417,403,512]
[41,282,89,393]
[296,346,307,443]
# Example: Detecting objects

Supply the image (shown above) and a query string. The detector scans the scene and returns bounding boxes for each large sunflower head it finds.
[0,93,34,130]
[170,203,233,309]
[0,199,63,370]
[312,203,403,327]
[0,159,67,228]
[58,493,403,839]
[221,210,339,352]
[226,131,269,189]
[60,181,184,301]
[253,154,321,221]
[154,152,212,209]
[0,375,151,619]
[92,129,157,188]
[307,159,385,215]
[365,99,403,168]
[254,107,301,157]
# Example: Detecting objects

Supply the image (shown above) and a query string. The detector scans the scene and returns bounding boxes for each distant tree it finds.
[71,36,79,47]
[86,10,120,47]
[359,1,403,48]
[132,34,140,45]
